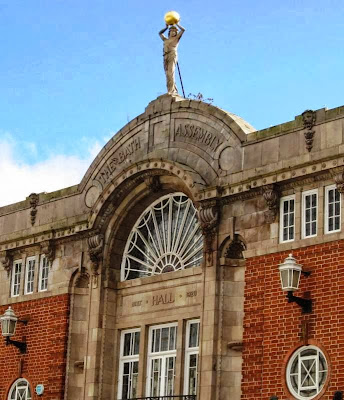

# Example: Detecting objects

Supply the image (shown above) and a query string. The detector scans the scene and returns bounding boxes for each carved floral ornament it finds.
[40,240,55,264]
[87,233,104,276]
[301,109,316,152]
[330,167,344,194]
[198,200,220,255]
[0,250,12,276]
[261,184,280,223]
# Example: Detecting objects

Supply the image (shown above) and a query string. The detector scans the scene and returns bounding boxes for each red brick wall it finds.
[0,294,69,400]
[241,240,344,399]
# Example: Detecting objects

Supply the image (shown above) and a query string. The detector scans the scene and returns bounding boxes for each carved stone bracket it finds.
[262,184,280,223]
[144,175,162,193]
[87,234,104,276]
[29,193,39,225]
[0,250,12,277]
[331,167,344,194]
[40,240,55,264]
[302,110,316,152]
[227,341,243,352]
[199,201,220,256]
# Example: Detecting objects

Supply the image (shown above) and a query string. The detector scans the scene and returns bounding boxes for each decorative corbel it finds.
[227,341,243,352]
[144,175,161,193]
[301,110,316,152]
[40,240,55,264]
[262,184,280,223]
[199,201,220,262]
[0,250,12,277]
[87,234,104,277]
[29,193,39,225]
[331,167,344,194]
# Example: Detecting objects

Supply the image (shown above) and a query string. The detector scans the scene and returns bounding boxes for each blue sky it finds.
[1,0,344,205]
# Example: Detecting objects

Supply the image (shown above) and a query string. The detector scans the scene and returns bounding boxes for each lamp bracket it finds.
[301,270,311,277]
[287,291,312,314]
[5,336,27,354]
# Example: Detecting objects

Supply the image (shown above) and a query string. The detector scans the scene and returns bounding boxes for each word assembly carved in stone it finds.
[96,137,141,186]
[175,123,223,152]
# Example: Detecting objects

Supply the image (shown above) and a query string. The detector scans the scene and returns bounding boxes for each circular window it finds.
[121,193,203,281]
[8,379,32,400]
[286,345,328,399]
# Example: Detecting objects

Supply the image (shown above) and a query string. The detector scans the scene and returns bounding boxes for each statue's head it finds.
[168,26,178,37]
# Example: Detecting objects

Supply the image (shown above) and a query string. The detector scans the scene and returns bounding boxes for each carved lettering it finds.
[132,300,142,307]
[186,290,197,297]
[175,123,223,152]
[96,137,141,186]
[152,292,175,306]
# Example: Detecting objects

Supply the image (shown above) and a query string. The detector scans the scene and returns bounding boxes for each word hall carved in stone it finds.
[152,292,175,306]
[175,123,223,152]
[96,137,141,186]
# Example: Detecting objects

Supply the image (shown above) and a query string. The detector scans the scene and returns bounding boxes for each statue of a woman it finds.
[159,23,185,95]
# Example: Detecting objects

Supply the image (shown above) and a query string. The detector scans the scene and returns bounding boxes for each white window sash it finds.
[118,329,140,400]
[302,189,318,239]
[11,260,22,297]
[324,184,341,234]
[279,195,296,243]
[24,256,36,295]
[184,320,200,396]
[38,255,49,292]
[146,323,178,397]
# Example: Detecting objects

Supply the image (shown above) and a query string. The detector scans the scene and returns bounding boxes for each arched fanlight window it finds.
[121,193,203,281]
[8,379,32,400]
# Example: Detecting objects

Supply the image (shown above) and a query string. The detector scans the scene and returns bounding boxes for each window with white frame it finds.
[325,185,341,234]
[8,378,32,400]
[147,323,177,397]
[25,257,36,295]
[302,190,318,238]
[286,345,328,399]
[118,329,140,400]
[39,255,49,292]
[184,320,200,396]
[280,196,295,242]
[11,260,22,297]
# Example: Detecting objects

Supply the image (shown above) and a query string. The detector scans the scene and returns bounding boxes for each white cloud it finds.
[0,135,106,207]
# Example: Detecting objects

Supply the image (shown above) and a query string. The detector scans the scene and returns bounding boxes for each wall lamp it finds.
[0,307,28,353]
[279,254,312,314]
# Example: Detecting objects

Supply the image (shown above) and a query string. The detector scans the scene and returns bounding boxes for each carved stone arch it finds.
[88,159,206,231]
[80,95,255,213]
[89,163,205,285]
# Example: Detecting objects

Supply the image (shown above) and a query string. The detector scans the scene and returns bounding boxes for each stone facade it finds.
[1,94,344,399]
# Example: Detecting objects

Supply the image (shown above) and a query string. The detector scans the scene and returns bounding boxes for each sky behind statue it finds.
[0,0,343,206]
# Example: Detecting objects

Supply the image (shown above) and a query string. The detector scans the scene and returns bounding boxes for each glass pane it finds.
[134,332,140,355]
[189,323,199,348]
[169,326,176,350]
[161,327,169,351]
[123,333,131,356]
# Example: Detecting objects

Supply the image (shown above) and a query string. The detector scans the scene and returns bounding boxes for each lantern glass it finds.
[0,307,18,337]
[279,254,302,292]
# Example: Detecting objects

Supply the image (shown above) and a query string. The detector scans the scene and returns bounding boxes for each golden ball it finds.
[164,11,180,25]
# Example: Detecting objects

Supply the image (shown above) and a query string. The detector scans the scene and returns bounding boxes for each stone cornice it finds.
[196,156,344,203]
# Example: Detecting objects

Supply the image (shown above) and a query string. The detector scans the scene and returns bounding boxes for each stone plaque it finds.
[121,283,201,315]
